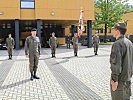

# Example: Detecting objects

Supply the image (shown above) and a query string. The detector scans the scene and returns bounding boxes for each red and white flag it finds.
[78,9,85,35]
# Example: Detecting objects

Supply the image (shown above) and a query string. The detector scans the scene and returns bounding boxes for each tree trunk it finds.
[104,23,107,43]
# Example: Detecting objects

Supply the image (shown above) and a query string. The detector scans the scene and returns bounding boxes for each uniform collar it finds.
[117,35,124,40]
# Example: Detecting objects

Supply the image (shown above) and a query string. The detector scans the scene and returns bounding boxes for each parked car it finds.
[81,37,88,46]
[0,41,7,50]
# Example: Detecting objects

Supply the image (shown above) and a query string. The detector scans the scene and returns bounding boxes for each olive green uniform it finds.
[6,37,14,59]
[110,35,133,100]
[92,35,99,55]
[49,37,57,57]
[25,36,41,73]
[72,37,78,56]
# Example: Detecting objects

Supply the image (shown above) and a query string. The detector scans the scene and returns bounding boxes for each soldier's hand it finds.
[111,80,118,91]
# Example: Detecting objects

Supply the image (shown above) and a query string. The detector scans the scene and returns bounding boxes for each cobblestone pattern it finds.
[0,50,70,100]
[42,50,103,100]
[0,50,20,86]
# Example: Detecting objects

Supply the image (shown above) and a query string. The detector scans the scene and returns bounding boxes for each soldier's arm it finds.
[49,38,51,47]
[6,38,8,47]
[110,43,122,82]
[12,38,15,47]
[38,38,41,55]
[24,38,29,56]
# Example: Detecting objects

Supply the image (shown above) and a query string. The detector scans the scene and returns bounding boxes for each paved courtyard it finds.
[0,45,133,100]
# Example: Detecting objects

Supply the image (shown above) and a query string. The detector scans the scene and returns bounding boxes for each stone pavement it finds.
[0,45,133,100]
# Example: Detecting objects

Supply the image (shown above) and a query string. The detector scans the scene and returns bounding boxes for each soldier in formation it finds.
[49,32,58,58]
[92,32,100,55]
[6,33,14,60]
[72,33,79,56]
[66,34,71,49]
[25,28,41,81]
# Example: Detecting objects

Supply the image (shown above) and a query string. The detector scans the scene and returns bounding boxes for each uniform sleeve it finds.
[24,38,29,55]
[38,38,41,55]
[49,38,51,46]
[6,38,8,47]
[12,38,15,46]
[110,43,122,82]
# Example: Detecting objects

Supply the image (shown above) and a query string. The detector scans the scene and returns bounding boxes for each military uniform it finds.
[92,35,99,55]
[25,35,41,80]
[110,35,133,100]
[6,37,14,59]
[49,36,57,57]
[72,36,78,56]
[66,35,71,49]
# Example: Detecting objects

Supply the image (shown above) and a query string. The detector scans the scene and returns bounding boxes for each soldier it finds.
[110,22,133,100]
[25,28,41,81]
[6,33,14,60]
[92,32,100,55]
[72,33,79,56]
[49,32,58,58]
[66,34,71,49]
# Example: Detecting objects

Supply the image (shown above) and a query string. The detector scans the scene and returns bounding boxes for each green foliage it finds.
[93,0,129,30]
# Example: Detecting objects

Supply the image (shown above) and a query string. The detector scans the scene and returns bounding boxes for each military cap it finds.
[31,28,37,31]
[113,22,127,29]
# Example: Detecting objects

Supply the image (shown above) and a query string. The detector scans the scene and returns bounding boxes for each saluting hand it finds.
[111,80,118,91]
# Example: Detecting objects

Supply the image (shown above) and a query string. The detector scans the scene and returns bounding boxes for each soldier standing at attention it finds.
[25,28,41,81]
[49,32,58,58]
[110,22,133,100]
[66,34,71,49]
[72,33,79,56]
[6,33,14,60]
[92,32,100,55]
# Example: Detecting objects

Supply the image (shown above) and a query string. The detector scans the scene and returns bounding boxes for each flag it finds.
[78,9,85,35]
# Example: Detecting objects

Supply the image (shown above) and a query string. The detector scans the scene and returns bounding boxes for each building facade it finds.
[0,0,94,49]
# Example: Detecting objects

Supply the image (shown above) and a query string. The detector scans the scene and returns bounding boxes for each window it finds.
[21,0,35,9]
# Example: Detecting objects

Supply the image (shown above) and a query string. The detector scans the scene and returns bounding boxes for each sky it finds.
[127,0,133,5]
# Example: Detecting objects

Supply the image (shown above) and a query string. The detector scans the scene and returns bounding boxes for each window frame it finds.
[20,0,35,9]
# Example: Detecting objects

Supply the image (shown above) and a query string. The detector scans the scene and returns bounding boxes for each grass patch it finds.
[100,42,114,45]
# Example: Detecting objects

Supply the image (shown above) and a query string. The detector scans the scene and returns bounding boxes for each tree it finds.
[93,0,129,42]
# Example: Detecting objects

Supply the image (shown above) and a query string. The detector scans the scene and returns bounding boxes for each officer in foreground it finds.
[25,28,41,81]
[110,22,133,100]
[6,33,14,60]
[49,32,58,58]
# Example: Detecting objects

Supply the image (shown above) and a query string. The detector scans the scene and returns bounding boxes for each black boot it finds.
[53,53,56,58]
[10,55,12,60]
[33,70,40,79]
[30,72,33,81]
[75,53,77,56]
[52,53,54,58]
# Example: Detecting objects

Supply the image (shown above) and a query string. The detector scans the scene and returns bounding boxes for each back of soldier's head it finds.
[113,22,127,35]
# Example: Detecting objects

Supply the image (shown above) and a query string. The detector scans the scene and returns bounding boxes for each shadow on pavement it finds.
[0,79,30,90]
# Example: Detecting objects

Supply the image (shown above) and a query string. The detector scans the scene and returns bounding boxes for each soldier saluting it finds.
[6,33,14,60]
[25,28,41,81]
[49,32,58,58]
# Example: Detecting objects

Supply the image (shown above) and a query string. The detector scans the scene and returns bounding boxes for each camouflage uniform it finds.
[92,35,100,55]
[66,35,71,49]
[49,36,57,57]
[6,37,14,59]
[25,36,41,80]
[72,36,78,56]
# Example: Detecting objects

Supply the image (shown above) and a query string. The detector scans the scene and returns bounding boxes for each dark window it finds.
[21,0,35,9]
